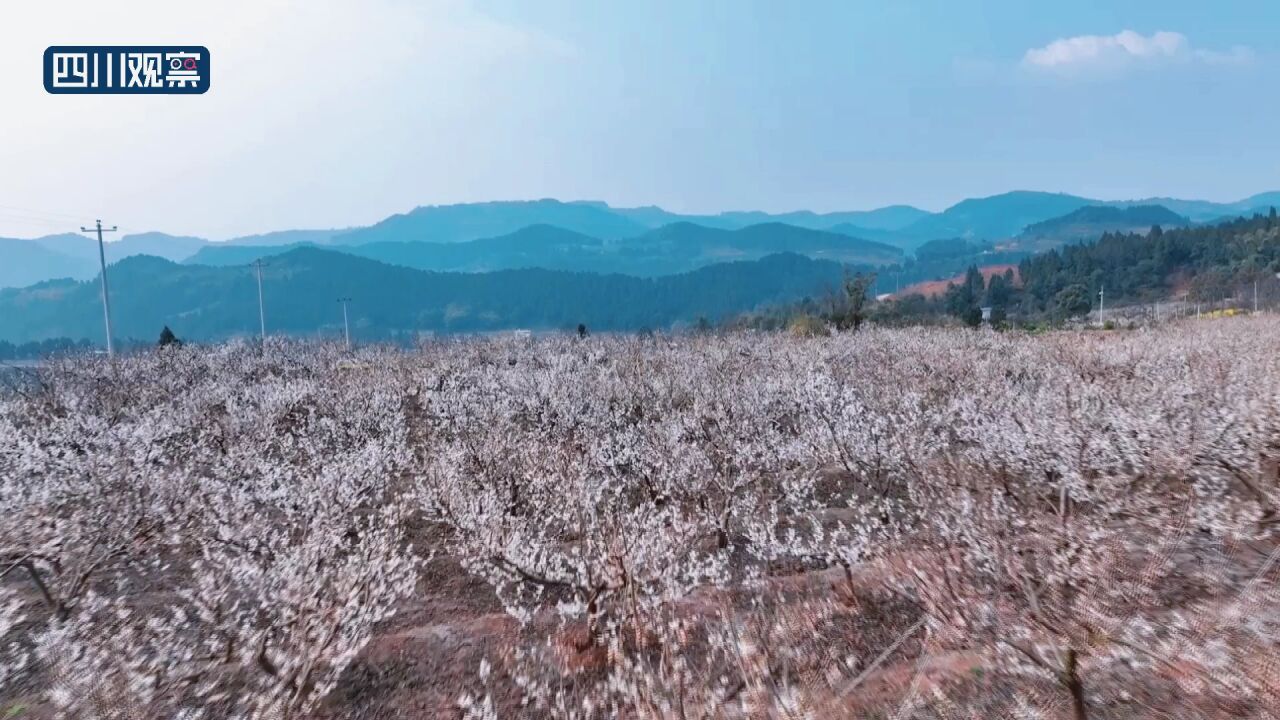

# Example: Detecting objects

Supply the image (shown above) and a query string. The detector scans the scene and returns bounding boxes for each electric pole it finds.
[81,219,117,356]
[1098,285,1105,326]
[337,297,352,351]
[252,259,268,344]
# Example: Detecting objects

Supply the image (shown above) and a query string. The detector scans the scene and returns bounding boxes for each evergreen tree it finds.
[989,304,1008,328]
[157,326,182,348]
[1053,284,1092,319]
[945,265,986,326]
[986,273,1011,309]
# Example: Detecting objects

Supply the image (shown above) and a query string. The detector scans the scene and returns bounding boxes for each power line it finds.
[80,219,118,357]
[336,297,352,352]
[252,259,269,345]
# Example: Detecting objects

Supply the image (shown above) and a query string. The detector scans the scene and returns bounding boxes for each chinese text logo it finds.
[44,46,209,94]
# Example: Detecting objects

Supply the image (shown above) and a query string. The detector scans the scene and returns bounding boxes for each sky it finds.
[0,0,1277,240]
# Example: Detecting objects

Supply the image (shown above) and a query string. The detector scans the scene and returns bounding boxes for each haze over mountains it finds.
[0,250,852,344]
[5,190,1275,275]
[1017,206,1192,251]
[1,189,1276,344]
[187,222,902,276]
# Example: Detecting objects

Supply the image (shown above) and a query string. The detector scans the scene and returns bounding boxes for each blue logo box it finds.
[44,46,209,94]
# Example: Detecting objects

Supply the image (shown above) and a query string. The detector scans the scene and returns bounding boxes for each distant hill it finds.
[332,199,650,245]
[187,222,902,276]
[184,242,316,267]
[4,193,1279,290]
[0,238,96,288]
[758,205,931,232]
[578,202,930,233]
[107,232,208,262]
[223,228,349,247]
[1113,192,1280,223]
[27,232,207,264]
[824,223,917,248]
[620,222,901,272]
[895,191,1096,245]
[870,191,1242,249]
[818,192,1279,249]
[1017,205,1190,249]
[0,232,213,290]
[913,237,988,262]
[0,230,210,289]
[0,249,856,343]
[346,225,606,273]
[326,199,938,249]
[1018,212,1280,310]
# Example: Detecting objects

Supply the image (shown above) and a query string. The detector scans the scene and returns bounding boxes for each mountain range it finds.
[0,249,852,344]
[1,189,1277,344]
[1014,205,1192,252]
[185,222,902,276]
[5,190,1274,288]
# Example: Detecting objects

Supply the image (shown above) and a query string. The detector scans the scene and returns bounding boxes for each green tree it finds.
[945,265,985,326]
[1053,284,1092,319]
[157,326,182,348]
[830,271,876,331]
[986,272,1012,309]
[989,304,1008,328]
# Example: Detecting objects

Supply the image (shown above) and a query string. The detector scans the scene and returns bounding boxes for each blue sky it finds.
[0,0,1276,239]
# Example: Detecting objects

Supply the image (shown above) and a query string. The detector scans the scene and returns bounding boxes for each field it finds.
[2,320,1279,719]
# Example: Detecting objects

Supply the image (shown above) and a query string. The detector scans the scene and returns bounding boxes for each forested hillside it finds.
[185,222,902,276]
[1019,210,1280,311]
[0,249,855,344]
[1016,204,1190,249]
[762,210,1280,330]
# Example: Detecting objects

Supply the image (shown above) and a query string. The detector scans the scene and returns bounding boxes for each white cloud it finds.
[1023,30,1251,72]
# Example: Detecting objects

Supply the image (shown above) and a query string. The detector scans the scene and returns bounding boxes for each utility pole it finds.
[252,259,268,344]
[1098,285,1105,326]
[81,219,117,356]
[337,297,352,351]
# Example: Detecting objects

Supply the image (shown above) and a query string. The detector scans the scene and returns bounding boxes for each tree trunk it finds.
[1064,646,1088,720]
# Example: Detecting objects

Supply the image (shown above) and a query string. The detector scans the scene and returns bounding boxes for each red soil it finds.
[894,264,1021,299]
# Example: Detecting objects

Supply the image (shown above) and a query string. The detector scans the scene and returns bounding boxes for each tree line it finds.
[729,210,1280,332]
[871,209,1280,327]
